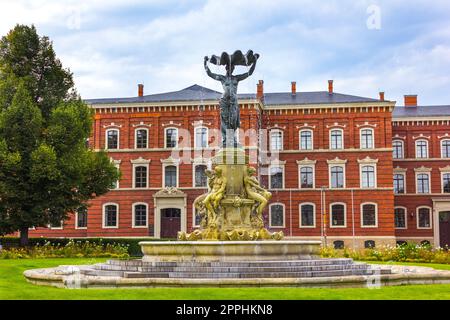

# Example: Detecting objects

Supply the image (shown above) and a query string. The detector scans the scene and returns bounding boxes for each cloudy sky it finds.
[0,0,449,105]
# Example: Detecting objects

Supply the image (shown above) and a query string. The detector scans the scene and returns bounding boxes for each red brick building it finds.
[28,81,450,249]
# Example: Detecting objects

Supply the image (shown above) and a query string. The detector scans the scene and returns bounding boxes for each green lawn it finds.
[1,258,450,300]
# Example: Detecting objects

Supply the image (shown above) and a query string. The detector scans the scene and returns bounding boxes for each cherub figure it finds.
[244,166,272,221]
[203,167,227,226]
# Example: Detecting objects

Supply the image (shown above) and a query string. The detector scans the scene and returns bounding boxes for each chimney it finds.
[404,95,417,107]
[138,84,144,97]
[328,80,333,94]
[379,91,385,101]
[291,81,296,95]
[256,80,264,100]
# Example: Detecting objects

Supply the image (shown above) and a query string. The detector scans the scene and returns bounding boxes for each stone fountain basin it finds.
[139,240,321,262]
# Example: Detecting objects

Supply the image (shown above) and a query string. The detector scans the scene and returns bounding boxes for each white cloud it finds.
[0,0,449,105]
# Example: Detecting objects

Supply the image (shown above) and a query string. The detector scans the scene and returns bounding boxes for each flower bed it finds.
[320,243,450,264]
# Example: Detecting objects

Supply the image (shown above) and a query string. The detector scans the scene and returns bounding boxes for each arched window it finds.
[361,165,376,188]
[194,164,208,188]
[393,140,404,159]
[361,203,377,227]
[417,207,431,229]
[360,128,374,149]
[443,173,450,193]
[393,173,405,194]
[299,130,313,150]
[134,165,147,188]
[330,129,343,149]
[416,173,430,193]
[270,130,283,151]
[299,166,314,188]
[165,127,178,148]
[394,207,407,229]
[330,166,344,188]
[164,165,177,187]
[441,139,450,158]
[76,207,87,229]
[103,203,118,228]
[269,166,284,189]
[269,204,285,228]
[133,203,147,227]
[195,127,208,148]
[300,203,315,227]
[106,129,119,149]
[415,139,428,158]
[330,203,346,227]
[135,128,148,149]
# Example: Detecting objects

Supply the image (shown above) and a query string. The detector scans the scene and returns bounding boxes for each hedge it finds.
[0,237,170,256]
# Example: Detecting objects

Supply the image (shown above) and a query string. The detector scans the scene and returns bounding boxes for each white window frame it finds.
[270,129,283,151]
[162,163,179,188]
[299,129,313,150]
[298,165,315,189]
[393,172,406,194]
[164,127,178,149]
[329,164,346,189]
[360,164,377,189]
[394,206,408,230]
[416,206,432,230]
[299,202,316,228]
[75,208,87,230]
[134,128,149,149]
[132,202,148,228]
[269,203,285,228]
[49,221,64,230]
[269,163,285,190]
[329,128,344,150]
[415,171,431,194]
[442,171,450,193]
[194,126,209,149]
[360,128,374,149]
[102,202,119,229]
[393,139,404,159]
[441,139,450,158]
[132,163,149,189]
[111,158,121,189]
[193,163,209,188]
[330,202,347,228]
[415,139,429,159]
[192,204,202,228]
[105,128,120,150]
[360,202,378,228]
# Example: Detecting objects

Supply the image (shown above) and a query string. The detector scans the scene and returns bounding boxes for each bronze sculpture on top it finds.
[178,51,283,241]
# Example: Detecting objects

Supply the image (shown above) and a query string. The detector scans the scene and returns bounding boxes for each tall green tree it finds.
[0,25,119,246]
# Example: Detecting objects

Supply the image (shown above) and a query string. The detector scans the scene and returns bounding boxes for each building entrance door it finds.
[439,211,450,248]
[160,208,181,239]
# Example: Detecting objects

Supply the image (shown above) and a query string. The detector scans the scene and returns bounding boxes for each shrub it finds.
[0,239,130,259]
[319,243,450,264]
[0,237,169,256]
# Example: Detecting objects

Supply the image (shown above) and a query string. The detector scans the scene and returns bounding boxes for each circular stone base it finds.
[139,240,321,262]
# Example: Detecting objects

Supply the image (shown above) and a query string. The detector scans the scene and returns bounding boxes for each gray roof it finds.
[262,91,379,106]
[393,105,450,118]
[85,84,381,106]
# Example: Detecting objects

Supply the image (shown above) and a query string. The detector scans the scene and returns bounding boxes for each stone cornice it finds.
[296,158,317,165]
[327,157,347,165]
[414,166,432,172]
[130,157,151,164]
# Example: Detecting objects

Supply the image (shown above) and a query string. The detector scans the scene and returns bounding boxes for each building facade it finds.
[28,81,450,249]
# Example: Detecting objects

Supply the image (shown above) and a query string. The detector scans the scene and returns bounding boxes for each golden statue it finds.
[244,166,272,226]
[203,167,226,227]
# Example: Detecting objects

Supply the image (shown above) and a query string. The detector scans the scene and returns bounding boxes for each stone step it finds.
[95,262,368,273]
[122,268,388,279]
[105,258,355,268]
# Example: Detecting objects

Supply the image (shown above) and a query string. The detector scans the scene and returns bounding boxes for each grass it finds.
[1,258,450,300]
